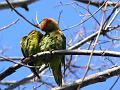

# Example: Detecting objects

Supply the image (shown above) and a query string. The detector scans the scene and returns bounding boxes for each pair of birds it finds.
[20,18,66,86]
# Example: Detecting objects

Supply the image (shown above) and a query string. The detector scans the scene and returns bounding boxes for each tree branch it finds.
[66,0,119,50]
[0,0,38,11]
[74,0,120,7]
[51,66,120,90]
[0,49,120,80]
[0,19,19,31]
[5,0,39,28]
[5,65,48,90]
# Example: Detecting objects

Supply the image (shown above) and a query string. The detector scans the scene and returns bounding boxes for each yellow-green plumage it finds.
[20,30,43,79]
[39,18,66,86]
[20,36,29,57]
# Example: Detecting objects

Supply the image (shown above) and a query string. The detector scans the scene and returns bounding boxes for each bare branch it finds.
[0,63,22,80]
[109,75,120,90]
[0,49,120,80]
[77,3,106,89]
[74,0,120,7]
[62,1,105,31]
[5,65,48,90]
[0,0,38,11]
[0,19,19,31]
[69,7,120,50]
[0,57,22,61]
[5,0,39,28]
[51,66,120,90]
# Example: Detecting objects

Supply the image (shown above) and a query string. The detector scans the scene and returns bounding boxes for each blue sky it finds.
[0,0,120,90]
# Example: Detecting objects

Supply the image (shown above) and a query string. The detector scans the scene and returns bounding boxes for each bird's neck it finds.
[46,27,60,33]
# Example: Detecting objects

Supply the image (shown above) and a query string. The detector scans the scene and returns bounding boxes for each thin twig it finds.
[62,0,108,31]
[75,3,100,26]
[109,75,120,90]
[5,0,39,28]
[5,65,48,90]
[58,10,63,25]
[0,56,37,68]
[0,57,22,60]
[68,6,120,50]
[77,2,106,89]
[0,19,19,31]
[75,0,120,7]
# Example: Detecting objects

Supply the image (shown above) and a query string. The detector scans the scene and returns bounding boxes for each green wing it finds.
[40,31,65,51]
[20,30,43,57]
[20,36,29,57]
[27,30,43,56]
[39,30,66,86]
[20,30,43,79]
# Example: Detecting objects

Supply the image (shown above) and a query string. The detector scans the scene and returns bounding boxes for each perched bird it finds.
[20,30,43,79]
[39,18,66,86]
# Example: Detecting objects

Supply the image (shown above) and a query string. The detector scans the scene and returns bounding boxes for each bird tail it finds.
[50,63,62,86]
[29,62,40,79]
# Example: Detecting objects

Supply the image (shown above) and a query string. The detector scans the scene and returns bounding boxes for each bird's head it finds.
[39,18,60,33]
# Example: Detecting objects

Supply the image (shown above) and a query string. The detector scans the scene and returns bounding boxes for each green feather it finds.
[39,30,66,86]
[39,18,66,86]
[20,30,43,79]
[20,36,29,57]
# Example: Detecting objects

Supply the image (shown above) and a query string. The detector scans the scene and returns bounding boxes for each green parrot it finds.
[20,30,43,79]
[39,18,66,86]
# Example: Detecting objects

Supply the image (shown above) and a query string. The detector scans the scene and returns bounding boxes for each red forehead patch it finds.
[41,19,52,31]
[46,19,52,25]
